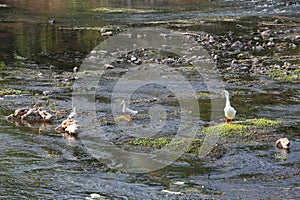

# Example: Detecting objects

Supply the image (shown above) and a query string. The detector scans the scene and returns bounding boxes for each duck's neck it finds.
[122,102,126,113]
[225,94,231,107]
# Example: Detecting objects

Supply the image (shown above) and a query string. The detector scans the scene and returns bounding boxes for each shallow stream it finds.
[0,0,299,199]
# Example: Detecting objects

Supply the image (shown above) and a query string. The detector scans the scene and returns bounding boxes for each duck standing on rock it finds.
[221,90,236,124]
[121,100,138,116]
[121,100,138,121]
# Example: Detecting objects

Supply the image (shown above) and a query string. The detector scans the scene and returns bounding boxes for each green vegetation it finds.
[269,68,300,82]
[201,118,282,137]
[128,118,282,156]
[0,88,22,96]
[201,123,248,137]
[129,138,171,149]
[0,61,5,67]
[274,153,287,161]
[246,118,282,128]
[182,65,197,71]
[129,137,204,154]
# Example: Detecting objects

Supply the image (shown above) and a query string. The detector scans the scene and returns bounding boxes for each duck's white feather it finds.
[121,100,138,116]
[222,90,236,120]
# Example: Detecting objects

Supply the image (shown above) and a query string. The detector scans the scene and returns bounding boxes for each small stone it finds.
[48,18,55,25]
[261,30,271,40]
[289,43,297,49]
[231,40,243,49]
[49,65,56,70]
[104,64,114,69]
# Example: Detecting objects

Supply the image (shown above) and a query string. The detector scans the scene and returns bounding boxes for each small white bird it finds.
[221,90,236,124]
[67,107,77,120]
[73,67,79,74]
[121,100,138,116]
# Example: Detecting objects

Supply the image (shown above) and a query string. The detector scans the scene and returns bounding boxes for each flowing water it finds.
[0,0,300,199]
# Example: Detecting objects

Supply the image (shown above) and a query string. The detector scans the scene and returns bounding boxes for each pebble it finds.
[261,30,271,40]
[289,43,297,49]
[48,18,55,25]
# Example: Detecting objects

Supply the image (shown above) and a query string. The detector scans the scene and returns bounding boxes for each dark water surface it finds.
[0,0,300,199]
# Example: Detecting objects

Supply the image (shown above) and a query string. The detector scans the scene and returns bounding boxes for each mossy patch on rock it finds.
[269,68,300,82]
[0,88,23,96]
[129,138,171,149]
[127,118,282,160]
[200,118,282,137]
[129,137,204,154]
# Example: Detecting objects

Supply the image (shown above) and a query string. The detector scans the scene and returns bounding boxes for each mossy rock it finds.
[200,118,282,137]
[127,118,282,160]
[129,137,171,149]
[269,68,300,82]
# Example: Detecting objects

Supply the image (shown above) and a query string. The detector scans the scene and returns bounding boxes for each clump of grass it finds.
[128,137,204,154]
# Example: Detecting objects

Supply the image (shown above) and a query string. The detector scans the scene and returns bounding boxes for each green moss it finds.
[128,118,281,156]
[197,92,216,98]
[246,118,281,128]
[129,138,171,149]
[269,68,300,82]
[202,123,248,136]
[182,65,197,71]
[274,153,287,161]
[201,118,282,137]
[183,139,203,154]
[0,61,5,67]
[0,88,22,96]
[128,137,204,154]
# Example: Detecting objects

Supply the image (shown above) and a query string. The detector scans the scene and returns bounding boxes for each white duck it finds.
[221,90,236,124]
[121,100,138,116]
[67,107,77,120]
